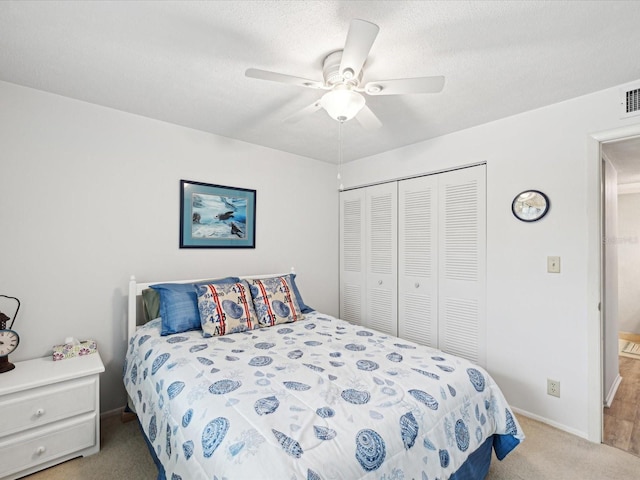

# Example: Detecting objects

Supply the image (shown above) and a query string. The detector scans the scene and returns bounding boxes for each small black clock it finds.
[512,190,550,222]
[0,295,20,374]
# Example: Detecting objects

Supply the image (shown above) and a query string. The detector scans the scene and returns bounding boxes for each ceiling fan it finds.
[245,19,445,129]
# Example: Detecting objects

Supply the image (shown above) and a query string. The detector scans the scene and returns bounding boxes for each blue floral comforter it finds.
[124,311,523,480]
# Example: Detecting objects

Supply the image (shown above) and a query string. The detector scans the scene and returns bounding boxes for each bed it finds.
[123,272,523,480]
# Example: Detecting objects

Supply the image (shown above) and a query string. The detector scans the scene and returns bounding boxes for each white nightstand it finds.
[0,353,105,480]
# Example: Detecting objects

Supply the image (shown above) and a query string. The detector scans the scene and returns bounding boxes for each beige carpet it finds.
[23,413,640,480]
[488,415,640,479]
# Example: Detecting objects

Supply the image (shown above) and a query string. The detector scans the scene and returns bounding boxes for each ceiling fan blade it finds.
[245,68,325,89]
[362,76,445,95]
[356,105,382,130]
[339,19,379,80]
[283,101,323,124]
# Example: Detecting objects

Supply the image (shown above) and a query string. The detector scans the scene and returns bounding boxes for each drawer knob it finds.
[35,408,45,417]
[36,446,46,455]
[414,282,420,288]
[378,280,383,285]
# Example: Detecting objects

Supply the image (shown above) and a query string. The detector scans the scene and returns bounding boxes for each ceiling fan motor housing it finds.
[323,50,362,87]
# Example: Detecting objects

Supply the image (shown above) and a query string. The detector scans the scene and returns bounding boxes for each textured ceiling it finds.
[2,1,640,164]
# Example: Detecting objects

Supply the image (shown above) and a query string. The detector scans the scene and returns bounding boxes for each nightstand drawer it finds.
[0,413,96,479]
[0,376,96,438]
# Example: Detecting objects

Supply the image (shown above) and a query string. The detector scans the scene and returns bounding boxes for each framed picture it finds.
[180,179,256,248]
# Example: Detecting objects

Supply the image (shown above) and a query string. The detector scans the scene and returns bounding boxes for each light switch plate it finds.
[547,256,561,273]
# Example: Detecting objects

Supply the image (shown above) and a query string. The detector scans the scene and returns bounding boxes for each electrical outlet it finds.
[547,379,560,397]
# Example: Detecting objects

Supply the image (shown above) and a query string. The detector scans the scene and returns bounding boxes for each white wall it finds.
[5,74,640,438]
[617,192,640,333]
[342,80,640,438]
[0,80,339,413]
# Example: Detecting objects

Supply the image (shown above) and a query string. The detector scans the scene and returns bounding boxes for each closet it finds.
[339,165,486,366]
[340,182,398,335]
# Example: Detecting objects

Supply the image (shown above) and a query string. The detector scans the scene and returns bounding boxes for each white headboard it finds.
[127,269,295,342]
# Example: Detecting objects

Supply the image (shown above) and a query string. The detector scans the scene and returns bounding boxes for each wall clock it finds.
[0,295,20,373]
[512,190,550,222]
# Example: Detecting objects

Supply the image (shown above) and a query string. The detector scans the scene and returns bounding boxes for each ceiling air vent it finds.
[621,84,640,118]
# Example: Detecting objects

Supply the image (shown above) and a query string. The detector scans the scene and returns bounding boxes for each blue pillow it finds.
[290,274,314,314]
[152,277,240,335]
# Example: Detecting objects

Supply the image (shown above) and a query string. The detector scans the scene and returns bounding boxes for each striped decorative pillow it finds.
[196,280,259,337]
[246,275,304,327]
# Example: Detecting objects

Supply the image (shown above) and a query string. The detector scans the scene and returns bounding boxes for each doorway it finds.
[585,124,640,444]
[601,135,640,455]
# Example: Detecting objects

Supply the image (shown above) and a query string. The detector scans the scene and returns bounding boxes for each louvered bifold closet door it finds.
[438,166,486,366]
[398,176,438,347]
[365,183,398,335]
[340,189,366,326]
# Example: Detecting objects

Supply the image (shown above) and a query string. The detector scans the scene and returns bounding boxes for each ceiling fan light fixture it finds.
[321,85,365,122]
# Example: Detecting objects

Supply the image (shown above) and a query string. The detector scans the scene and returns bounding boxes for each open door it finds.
[601,155,620,407]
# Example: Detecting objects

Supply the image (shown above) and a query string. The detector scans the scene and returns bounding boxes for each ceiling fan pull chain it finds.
[338,121,344,191]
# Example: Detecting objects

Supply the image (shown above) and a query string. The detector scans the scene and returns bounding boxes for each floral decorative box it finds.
[52,340,98,361]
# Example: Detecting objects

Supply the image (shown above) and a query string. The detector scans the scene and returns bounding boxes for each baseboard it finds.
[510,407,590,441]
[604,374,623,408]
[100,405,138,423]
[100,406,124,420]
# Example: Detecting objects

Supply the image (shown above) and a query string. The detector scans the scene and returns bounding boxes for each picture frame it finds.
[180,179,256,248]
